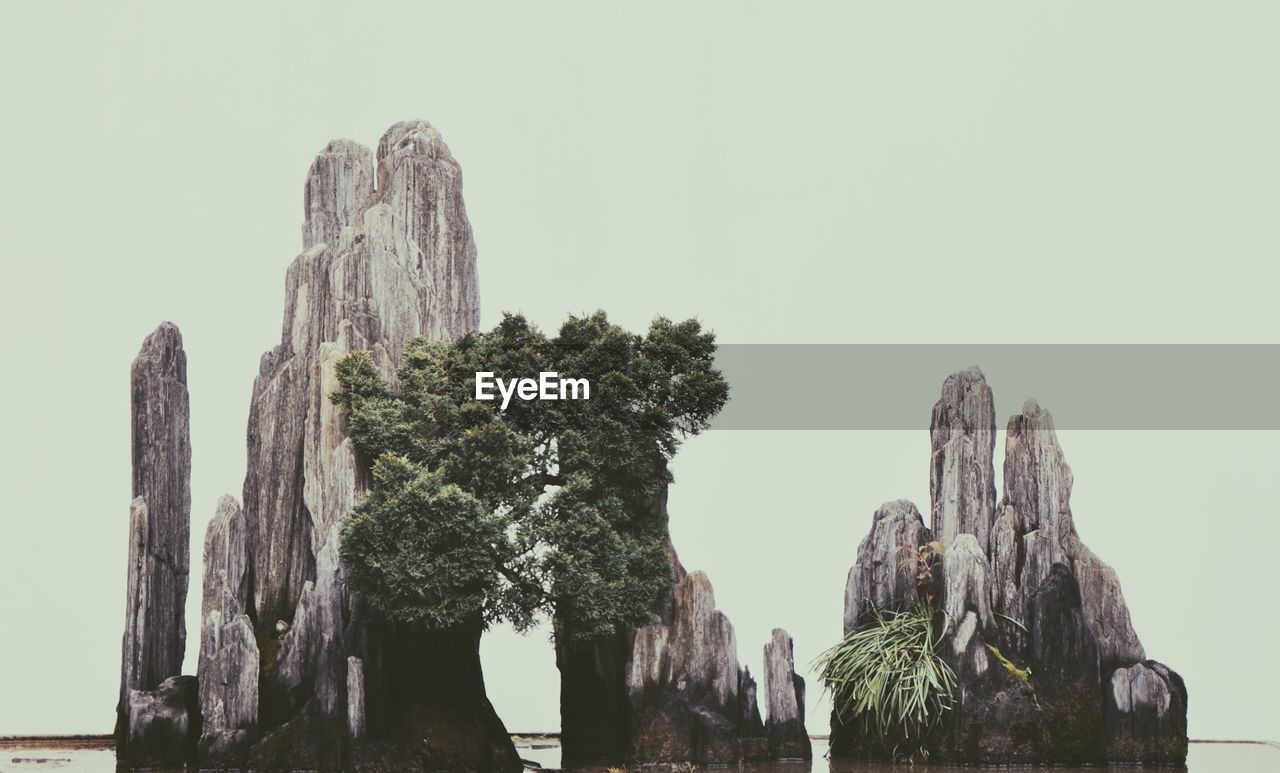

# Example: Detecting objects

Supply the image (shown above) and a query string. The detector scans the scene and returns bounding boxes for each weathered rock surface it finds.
[763,628,811,759]
[624,552,751,765]
[1105,660,1189,764]
[560,495,790,767]
[117,323,192,760]
[197,496,259,767]
[1025,564,1107,764]
[737,667,770,760]
[941,534,996,680]
[235,121,507,770]
[246,120,480,631]
[833,369,1187,765]
[197,613,259,767]
[843,499,932,633]
[121,675,200,768]
[1001,400,1146,669]
[929,367,996,551]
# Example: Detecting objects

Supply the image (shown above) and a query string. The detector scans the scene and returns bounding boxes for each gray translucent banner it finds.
[707,345,1280,430]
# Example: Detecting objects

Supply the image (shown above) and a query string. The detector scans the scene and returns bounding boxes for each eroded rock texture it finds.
[559,496,797,767]
[197,495,259,767]
[831,499,933,756]
[623,549,752,765]
[843,499,932,634]
[122,676,201,769]
[117,323,192,763]
[234,121,509,770]
[1105,660,1189,764]
[929,367,996,552]
[763,628,811,759]
[832,369,1186,765]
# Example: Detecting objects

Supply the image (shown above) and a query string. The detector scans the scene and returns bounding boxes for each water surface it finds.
[2,738,1275,772]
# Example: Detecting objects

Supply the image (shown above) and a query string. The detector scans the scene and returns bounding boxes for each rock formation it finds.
[117,323,193,766]
[762,628,810,759]
[197,495,259,767]
[122,676,201,768]
[832,369,1187,765]
[929,367,996,552]
[183,120,508,771]
[843,499,931,633]
[1105,660,1189,764]
[623,551,753,764]
[559,494,805,767]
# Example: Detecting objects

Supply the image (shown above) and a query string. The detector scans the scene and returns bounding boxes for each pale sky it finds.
[2,1,1278,741]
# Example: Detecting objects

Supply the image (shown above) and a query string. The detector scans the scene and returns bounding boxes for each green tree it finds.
[333,311,728,641]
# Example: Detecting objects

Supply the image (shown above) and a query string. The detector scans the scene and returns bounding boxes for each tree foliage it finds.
[333,312,728,640]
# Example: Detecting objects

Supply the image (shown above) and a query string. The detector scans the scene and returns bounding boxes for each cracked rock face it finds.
[1105,660,1188,764]
[122,676,200,768]
[625,549,750,765]
[834,369,1186,765]
[941,534,996,680]
[929,367,997,552]
[245,120,480,632]
[197,495,259,768]
[561,491,795,767]
[118,323,191,756]
[235,121,507,770]
[1001,400,1146,669]
[843,499,932,634]
[763,628,811,760]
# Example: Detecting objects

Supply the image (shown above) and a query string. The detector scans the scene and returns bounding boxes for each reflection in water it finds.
[516,738,1278,772]
[0,739,1276,772]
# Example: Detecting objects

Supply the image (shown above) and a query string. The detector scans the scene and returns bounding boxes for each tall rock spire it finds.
[244,120,480,630]
[999,400,1145,669]
[929,366,997,552]
[117,322,193,760]
[233,121,506,771]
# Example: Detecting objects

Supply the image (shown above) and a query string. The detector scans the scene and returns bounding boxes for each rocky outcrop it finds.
[234,121,505,770]
[929,367,996,551]
[941,534,996,681]
[121,675,201,768]
[559,501,801,767]
[763,628,810,759]
[843,499,932,633]
[197,495,259,767]
[1105,660,1189,764]
[832,370,1187,765]
[1000,400,1146,669]
[624,552,752,765]
[117,323,192,761]
[737,668,769,760]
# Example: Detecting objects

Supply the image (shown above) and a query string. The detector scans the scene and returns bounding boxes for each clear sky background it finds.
[2,1,1278,741]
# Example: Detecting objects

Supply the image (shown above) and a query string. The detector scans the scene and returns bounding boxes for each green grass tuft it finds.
[816,604,957,744]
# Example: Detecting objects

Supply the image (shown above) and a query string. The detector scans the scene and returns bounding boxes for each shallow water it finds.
[1,739,1276,772]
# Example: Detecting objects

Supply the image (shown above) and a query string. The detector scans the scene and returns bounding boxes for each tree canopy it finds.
[333,312,729,640]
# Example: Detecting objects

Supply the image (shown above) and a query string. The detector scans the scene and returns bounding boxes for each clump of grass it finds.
[816,604,957,743]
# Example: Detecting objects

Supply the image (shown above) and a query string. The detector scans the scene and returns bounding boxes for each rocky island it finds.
[113,122,1184,772]
[831,368,1188,765]
[115,120,809,771]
